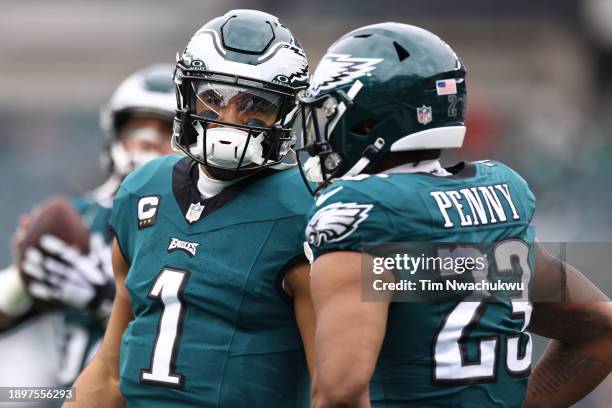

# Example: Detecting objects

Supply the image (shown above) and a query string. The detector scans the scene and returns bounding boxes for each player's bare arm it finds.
[310,251,392,408]
[523,242,612,408]
[64,239,132,408]
[284,261,316,375]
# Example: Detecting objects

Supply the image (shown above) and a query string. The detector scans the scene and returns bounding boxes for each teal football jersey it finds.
[306,161,536,408]
[54,195,113,386]
[109,156,313,408]
[72,194,113,244]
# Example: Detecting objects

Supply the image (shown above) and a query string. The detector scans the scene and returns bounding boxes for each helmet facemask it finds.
[293,93,347,194]
[173,68,299,175]
[110,111,174,177]
[293,81,369,194]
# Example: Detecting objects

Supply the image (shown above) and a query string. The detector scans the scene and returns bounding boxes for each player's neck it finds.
[197,165,239,199]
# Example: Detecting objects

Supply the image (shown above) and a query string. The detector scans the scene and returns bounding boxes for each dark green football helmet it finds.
[293,22,467,193]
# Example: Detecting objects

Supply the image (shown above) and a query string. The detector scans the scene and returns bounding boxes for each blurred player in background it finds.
[0,63,176,391]
[296,23,612,407]
[68,9,316,408]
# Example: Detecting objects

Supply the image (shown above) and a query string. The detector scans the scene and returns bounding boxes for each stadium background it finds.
[0,0,611,406]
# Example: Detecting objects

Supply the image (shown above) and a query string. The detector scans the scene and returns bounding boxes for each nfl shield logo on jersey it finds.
[186,202,205,223]
[417,105,432,125]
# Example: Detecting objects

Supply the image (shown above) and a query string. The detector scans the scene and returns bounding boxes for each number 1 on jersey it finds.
[141,268,189,389]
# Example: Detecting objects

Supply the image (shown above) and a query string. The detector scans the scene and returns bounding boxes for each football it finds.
[16,196,90,287]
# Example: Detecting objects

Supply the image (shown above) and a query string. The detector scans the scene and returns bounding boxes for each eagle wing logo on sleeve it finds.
[306,202,373,247]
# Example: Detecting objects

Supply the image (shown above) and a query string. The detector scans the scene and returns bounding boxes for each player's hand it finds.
[21,234,114,318]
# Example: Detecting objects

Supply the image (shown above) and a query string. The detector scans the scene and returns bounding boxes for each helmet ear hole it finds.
[393,41,410,62]
[350,118,378,136]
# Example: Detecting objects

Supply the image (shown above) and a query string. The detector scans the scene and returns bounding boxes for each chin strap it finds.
[270,150,299,170]
[343,137,386,177]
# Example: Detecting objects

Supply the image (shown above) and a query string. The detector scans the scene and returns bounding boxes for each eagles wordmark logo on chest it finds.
[167,237,200,257]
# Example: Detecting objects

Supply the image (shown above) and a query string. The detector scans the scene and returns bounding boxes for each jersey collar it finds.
[171,157,278,225]
[383,160,451,177]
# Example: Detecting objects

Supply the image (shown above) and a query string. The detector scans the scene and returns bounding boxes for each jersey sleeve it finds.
[108,185,136,265]
[305,183,395,260]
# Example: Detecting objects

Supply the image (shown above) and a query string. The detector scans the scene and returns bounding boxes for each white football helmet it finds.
[100,64,176,177]
[172,9,309,176]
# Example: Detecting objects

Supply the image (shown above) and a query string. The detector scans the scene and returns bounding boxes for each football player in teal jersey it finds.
[294,23,612,407]
[68,10,315,408]
[0,64,175,387]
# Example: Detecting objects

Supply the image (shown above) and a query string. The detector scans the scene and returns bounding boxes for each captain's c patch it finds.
[137,196,160,229]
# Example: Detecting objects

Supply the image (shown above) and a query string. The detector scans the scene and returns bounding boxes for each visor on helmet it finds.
[192,82,284,128]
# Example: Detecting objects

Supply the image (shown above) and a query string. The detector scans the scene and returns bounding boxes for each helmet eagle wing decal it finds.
[310,54,383,94]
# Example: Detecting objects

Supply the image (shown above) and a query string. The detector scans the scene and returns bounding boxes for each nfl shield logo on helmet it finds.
[186,202,205,223]
[417,105,432,125]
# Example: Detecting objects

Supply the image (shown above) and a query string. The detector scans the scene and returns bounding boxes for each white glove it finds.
[21,234,114,318]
